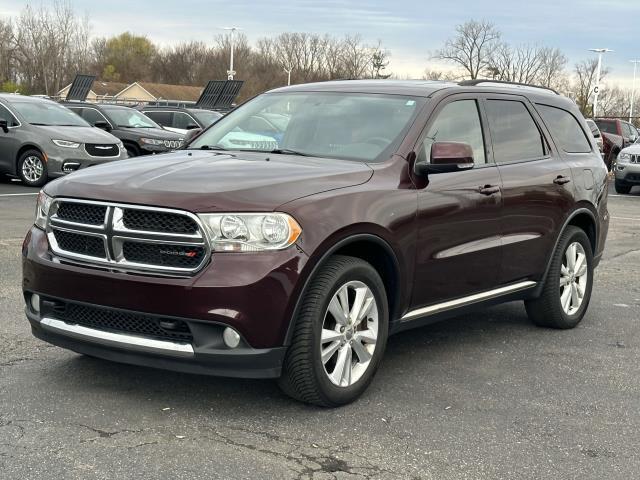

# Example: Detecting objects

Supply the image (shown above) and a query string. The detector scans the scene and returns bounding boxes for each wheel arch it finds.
[536,206,598,296]
[284,233,402,346]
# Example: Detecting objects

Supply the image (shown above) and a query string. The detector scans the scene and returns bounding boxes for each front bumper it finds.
[26,306,286,378]
[46,146,128,178]
[23,227,309,378]
[614,162,640,184]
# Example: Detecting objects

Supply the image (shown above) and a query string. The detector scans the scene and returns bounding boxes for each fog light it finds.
[223,327,241,348]
[30,293,40,313]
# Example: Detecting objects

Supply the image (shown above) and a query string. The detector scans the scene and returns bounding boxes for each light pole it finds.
[284,67,292,86]
[222,27,241,80]
[630,60,640,123]
[589,48,613,118]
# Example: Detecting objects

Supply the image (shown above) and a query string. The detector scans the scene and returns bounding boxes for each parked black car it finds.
[61,102,184,157]
[139,106,223,135]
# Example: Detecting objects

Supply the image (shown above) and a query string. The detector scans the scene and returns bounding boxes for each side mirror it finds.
[0,119,8,133]
[183,127,203,146]
[186,124,200,130]
[415,141,475,176]
[94,121,111,132]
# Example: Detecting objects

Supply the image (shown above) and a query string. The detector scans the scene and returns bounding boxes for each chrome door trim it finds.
[401,280,537,321]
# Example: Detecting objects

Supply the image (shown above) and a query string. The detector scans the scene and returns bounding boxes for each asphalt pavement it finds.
[1,179,639,480]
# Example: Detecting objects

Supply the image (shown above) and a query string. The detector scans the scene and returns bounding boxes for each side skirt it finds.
[390,281,537,335]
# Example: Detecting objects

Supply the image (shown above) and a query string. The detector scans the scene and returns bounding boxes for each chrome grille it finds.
[85,143,120,157]
[122,209,198,234]
[46,199,209,276]
[56,202,107,225]
[631,154,639,163]
[163,139,183,149]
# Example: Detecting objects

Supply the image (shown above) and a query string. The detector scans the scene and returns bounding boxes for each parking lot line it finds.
[611,216,640,221]
[0,193,39,197]
[609,194,640,198]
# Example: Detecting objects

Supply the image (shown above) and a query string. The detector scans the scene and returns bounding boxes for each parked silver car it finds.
[0,94,127,186]
[614,140,640,194]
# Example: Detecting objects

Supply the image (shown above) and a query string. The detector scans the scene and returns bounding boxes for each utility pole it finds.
[222,27,241,80]
[589,48,613,118]
[284,67,292,86]
[630,60,640,123]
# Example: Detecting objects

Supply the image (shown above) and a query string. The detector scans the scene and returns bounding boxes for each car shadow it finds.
[45,301,539,411]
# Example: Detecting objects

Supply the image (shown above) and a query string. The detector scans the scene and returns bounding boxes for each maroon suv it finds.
[23,80,609,406]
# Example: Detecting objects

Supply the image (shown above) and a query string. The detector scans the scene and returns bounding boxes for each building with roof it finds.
[56,80,203,104]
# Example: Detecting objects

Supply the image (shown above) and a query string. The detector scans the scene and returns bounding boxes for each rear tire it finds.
[525,226,593,329]
[278,255,389,407]
[614,180,631,194]
[17,150,48,187]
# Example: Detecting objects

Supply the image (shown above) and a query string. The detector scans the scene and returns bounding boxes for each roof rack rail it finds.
[458,79,559,95]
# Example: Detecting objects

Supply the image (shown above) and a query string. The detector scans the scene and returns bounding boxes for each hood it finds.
[34,125,120,144]
[621,143,640,155]
[117,126,183,140]
[44,150,374,212]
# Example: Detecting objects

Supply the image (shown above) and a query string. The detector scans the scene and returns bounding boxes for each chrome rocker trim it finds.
[401,280,537,321]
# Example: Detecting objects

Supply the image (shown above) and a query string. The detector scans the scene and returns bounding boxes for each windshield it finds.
[189,92,425,162]
[10,100,89,127]
[102,107,160,128]
[191,110,223,126]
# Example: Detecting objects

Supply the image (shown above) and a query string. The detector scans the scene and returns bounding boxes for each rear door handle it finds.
[478,185,501,195]
[553,175,571,185]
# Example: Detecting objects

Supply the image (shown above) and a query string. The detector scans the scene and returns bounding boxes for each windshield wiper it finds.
[29,123,52,126]
[269,148,312,156]
[188,145,229,151]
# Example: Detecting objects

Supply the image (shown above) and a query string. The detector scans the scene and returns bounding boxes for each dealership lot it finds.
[1,180,639,479]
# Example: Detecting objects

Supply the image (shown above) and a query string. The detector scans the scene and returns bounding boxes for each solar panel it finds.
[194,80,226,109]
[66,74,96,101]
[214,80,244,109]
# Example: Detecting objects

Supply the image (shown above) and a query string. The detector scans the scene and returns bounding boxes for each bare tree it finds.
[537,48,568,89]
[341,35,372,79]
[570,59,609,116]
[435,20,501,79]
[486,43,546,84]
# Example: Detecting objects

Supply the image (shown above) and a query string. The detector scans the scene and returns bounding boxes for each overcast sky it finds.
[1,0,638,85]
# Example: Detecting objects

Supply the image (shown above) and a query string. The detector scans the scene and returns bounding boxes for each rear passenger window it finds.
[537,105,591,153]
[145,111,171,126]
[485,100,545,163]
[421,99,486,165]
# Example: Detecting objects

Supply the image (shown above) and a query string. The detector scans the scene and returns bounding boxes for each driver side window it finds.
[419,100,486,165]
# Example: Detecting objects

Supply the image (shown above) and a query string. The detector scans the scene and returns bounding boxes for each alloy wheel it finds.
[22,156,44,183]
[559,241,588,315]
[320,280,379,387]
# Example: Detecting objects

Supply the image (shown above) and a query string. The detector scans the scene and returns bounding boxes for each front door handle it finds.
[478,185,501,195]
[553,175,571,185]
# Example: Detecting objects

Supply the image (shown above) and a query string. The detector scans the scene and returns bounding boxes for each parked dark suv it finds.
[140,106,223,134]
[23,80,609,406]
[62,102,185,157]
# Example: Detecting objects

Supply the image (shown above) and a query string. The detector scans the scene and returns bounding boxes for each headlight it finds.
[52,139,80,149]
[139,138,165,146]
[198,213,302,252]
[618,152,631,161]
[34,191,53,230]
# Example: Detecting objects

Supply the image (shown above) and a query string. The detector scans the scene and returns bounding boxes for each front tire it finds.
[279,255,389,407]
[525,226,593,329]
[18,150,48,187]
